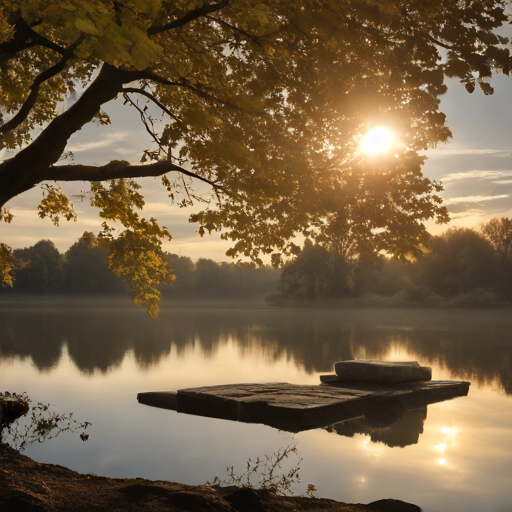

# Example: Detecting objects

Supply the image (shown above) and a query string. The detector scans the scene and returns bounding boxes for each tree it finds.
[481,217,512,300]
[1,0,510,314]
[10,239,63,293]
[275,239,350,300]
[64,231,126,293]
[162,253,196,297]
[413,228,498,296]
[481,217,512,263]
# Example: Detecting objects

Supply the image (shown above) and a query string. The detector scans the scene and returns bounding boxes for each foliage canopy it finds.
[0,0,510,314]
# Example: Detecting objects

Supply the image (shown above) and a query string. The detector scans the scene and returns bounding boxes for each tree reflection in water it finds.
[1,301,511,394]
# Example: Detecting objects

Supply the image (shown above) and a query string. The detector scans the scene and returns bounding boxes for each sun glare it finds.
[361,126,395,155]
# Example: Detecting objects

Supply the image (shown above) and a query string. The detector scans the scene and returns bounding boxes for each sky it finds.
[1,73,511,261]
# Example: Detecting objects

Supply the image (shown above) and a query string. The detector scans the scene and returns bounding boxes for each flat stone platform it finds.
[138,379,470,433]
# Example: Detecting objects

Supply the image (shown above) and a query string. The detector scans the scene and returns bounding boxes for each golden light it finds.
[438,458,447,465]
[361,126,395,155]
[441,426,459,435]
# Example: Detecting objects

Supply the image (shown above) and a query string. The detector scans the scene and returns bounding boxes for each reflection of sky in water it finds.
[2,301,512,512]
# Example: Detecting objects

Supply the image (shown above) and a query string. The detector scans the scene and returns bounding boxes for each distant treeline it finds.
[1,231,279,299]
[5,218,512,306]
[269,218,512,307]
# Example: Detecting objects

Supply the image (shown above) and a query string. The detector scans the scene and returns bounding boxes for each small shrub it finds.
[207,444,316,498]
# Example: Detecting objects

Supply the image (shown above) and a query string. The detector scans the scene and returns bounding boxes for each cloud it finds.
[444,194,509,205]
[448,210,484,219]
[425,146,512,159]
[441,170,512,182]
[493,180,512,184]
[114,147,142,156]
[67,131,130,152]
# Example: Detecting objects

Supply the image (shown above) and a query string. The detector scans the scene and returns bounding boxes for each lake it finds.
[1,298,512,512]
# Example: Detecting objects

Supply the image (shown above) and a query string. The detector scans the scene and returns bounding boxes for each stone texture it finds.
[138,379,469,433]
[137,391,178,410]
[333,360,432,384]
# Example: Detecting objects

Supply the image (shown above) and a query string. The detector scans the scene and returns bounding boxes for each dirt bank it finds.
[0,442,421,512]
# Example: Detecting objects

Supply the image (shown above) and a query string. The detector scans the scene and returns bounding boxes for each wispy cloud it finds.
[115,147,142,156]
[444,194,509,205]
[425,146,512,159]
[442,170,512,182]
[67,131,130,152]
[448,209,484,219]
[493,180,512,184]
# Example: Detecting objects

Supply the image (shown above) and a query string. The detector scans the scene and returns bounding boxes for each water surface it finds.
[1,298,512,512]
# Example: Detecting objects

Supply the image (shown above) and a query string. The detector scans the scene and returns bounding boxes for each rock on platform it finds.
[333,360,432,384]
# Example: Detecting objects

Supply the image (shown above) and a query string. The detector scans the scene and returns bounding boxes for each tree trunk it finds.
[0,64,139,208]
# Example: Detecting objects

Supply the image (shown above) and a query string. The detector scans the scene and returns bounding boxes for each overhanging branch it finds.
[148,1,230,36]
[140,70,262,114]
[0,13,66,66]
[122,87,181,122]
[0,34,84,136]
[44,160,224,190]
[427,34,454,50]
[205,15,259,42]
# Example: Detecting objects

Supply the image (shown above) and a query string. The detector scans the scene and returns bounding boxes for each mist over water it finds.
[2,298,512,512]
[2,299,511,392]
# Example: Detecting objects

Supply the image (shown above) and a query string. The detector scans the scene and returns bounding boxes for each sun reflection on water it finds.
[433,425,460,467]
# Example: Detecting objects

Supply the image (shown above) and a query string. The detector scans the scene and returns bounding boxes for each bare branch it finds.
[139,71,182,88]
[427,34,454,50]
[205,15,260,42]
[122,87,181,122]
[44,160,224,190]
[148,1,230,36]
[122,92,168,157]
[140,70,262,114]
[0,35,84,136]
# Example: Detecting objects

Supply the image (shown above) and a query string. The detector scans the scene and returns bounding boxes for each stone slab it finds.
[138,379,469,433]
[136,391,178,410]
[334,360,432,384]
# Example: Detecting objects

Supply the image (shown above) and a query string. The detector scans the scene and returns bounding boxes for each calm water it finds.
[1,298,512,512]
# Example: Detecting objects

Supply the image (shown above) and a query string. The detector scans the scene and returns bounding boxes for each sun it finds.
[361,126,395,155]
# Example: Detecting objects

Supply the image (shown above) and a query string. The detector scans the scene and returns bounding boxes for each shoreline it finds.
[0,442,419,512]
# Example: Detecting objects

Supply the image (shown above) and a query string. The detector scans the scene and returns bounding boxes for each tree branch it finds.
[147,1,230,36]
[427,34,454,50]
[0,35,84,136]
[122,92,169,158]
[0,64,133,207]
[44,160,224,190]
[122,87,181,122]
[0,13,66,65]
[205,15,260,42]
[140,70,261,114]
